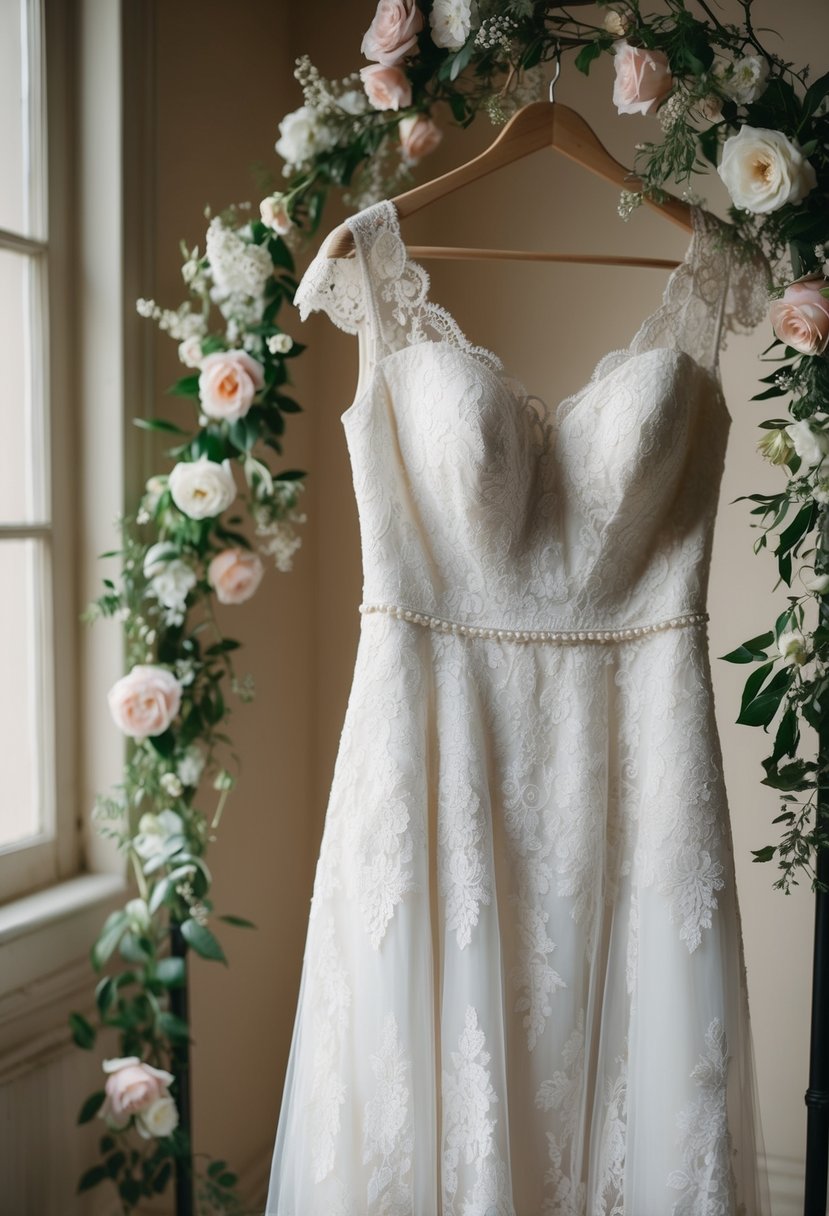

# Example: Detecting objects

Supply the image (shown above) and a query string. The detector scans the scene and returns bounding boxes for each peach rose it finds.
[398,113,442,161]
[198,350,264,424]
[612,39,673,116]
[207,548,265,605]
[360,64,412,112]
[361,0,423,66]
[770,278,829,356]
[100,1057,175,1130]
[108,665,182,739]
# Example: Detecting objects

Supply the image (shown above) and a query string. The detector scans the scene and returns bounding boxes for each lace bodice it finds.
[296,200,767,635]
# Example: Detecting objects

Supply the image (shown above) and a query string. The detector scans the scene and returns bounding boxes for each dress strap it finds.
[626,206,771,373]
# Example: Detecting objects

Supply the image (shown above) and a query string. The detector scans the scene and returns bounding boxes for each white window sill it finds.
[0,871,127,1000]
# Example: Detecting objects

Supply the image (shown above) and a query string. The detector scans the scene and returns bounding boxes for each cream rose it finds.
[208,548,265,605]
[778,629,808,666]
[770,278,829,356]
[612,40,673,116]
[361,0,423,66]
[398,113,442,161]
[169,457,237,520]
[100,1058,175,1130]
[360,64,412,111]
[259,194,292,235]
[136,1095,180,1140]
[718,125,817,214]
[785,420,829,471]
[108,665,182,739]
[198,350,264,424]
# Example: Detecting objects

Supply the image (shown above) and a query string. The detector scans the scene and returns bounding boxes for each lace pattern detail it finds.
[363,1013,414,1214]
[535,1010,587,1215]
[443,1007,515,1216]
[668,1019,737,1215]
[307,913,352,1183]
[593,1058,627,1216]
[294,244,365,334]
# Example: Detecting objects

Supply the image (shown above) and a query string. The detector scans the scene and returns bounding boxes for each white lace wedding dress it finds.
[264,199,771,1216]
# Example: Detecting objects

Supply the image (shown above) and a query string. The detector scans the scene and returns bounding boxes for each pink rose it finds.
[361,0,423,66]
[398,113,442,161]
[260,194,292,235]
[108,665,182,739]
[198,350,264,424]
[612,39,673,116]
[208,548,265,605]
[360,64,412,112]
[770,278,829,356]
[100,1057,174,1130]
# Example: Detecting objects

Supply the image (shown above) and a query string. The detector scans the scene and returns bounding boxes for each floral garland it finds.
[71,2,828,1211]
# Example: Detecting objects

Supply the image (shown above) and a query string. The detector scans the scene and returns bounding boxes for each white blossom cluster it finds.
[136,298,206,342]
[658,87,691,133]
[474,14,517,52]
[617,189,645,220]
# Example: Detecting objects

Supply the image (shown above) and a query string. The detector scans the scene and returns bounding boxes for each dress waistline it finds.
[358,601,709,645]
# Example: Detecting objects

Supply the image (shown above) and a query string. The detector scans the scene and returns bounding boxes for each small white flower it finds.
[785,420,829,471]
[429,0,472,50]
[160,772,183,798]
[125,898,152,932]
[338,88,370,115]
[133,810,185,861]
[267,333,294,355]
[213,769,235,792]
[177,746,205,788]
[723,55,770,105]
[259,193,293,235]
[814,480,829,506]
[603,9,630,37]
[778,629,808,666]
[802,570,829,595]
[178,336,204,368]
[274,105,336,168]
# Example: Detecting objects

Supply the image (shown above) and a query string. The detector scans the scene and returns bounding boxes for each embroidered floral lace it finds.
[266,200,770,1215]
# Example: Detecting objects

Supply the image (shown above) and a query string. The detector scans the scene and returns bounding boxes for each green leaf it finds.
[761,759,812,792]
[207,1160,227,1179]
[153,1161,173,1193]
[180,918,227,964]
[155,956,187,987]
[148,729,176,758]
[720,631,774,663]
[218,913,257,929]
[91,909,129,970]
[78,1165,109,1193]
[751,845,776,864]
[69,1011,97,1050]
[218,1171,238,1188]
[804,69,829,115]
[737,667,792,728]
[78,1090,106,1125]
[166,373,201,398]
[95,975,117,1017]
[698,125,720,168]
[158,1011,190,1040]
[134,417,189,435]
[575,42,602,75]
[770,707,800,765]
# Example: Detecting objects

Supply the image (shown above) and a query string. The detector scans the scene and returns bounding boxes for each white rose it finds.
[169,457,236,520]
[133,809,184,861]
[429,0,472,51]
[785,420,829,470]
[718,125,817,214]
[267,333,294,355]
[177,746,205,788]
[135,1094,180,1140]
[178,336,204,368]
[151,560,197,610]
[603,9,630,37]
[274,106,334,168]
[778,629,808,666]
[723,55,770,104]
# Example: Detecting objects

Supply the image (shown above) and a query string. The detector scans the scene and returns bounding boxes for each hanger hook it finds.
[548,41,561,103]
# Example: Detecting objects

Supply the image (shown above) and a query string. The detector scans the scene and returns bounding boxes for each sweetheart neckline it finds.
[356,196,707,426]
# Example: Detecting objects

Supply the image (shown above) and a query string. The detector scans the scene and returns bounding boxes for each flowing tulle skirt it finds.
[265,611,768,1216]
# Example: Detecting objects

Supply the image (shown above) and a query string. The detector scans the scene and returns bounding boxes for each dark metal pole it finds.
[804,579,829,1215]
[169,923,194,1216]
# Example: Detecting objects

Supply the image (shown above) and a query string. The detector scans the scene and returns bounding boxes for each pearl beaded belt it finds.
[358,602,708,645]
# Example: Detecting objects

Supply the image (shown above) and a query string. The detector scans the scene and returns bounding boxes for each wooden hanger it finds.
[323,68,694,268]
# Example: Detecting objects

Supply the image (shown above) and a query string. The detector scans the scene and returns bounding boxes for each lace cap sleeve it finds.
[293,233,365,335]
[724,239,773,339]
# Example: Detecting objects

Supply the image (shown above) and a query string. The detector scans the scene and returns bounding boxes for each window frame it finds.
[0,0,79,903]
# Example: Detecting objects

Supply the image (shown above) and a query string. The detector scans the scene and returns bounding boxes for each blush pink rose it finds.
[361,0,423,66]
[208,548,265,605]
[360,64,412,112]
[108,665,182,739]
[612,39,673,116]
[398,113,442,160]
[100,1057,174,1130]
[198,350,264,424]
[770,278,829,356]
